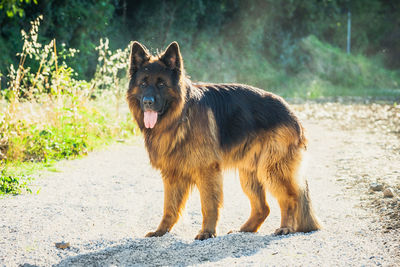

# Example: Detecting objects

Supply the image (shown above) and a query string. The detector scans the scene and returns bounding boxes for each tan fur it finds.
[129,94,320,238]
[127,43,320,240]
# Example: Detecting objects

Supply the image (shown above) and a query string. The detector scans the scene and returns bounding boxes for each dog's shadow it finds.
[55,232,297,266]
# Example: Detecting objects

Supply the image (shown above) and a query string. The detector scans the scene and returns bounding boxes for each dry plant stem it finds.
[16,47,27,92]
[54,39,58,73]
[53,39,61,98]
[115,77,120,120]
[31,58,43,96]
[31,39,56,95]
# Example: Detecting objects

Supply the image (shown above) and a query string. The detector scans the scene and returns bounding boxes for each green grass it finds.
[183,35,400,100]
[0,96,138,195]
[0,18,136,195]
[273,35,400,99]
[1,19,399,196]
[275,76,400,100]
[0,161,41,195]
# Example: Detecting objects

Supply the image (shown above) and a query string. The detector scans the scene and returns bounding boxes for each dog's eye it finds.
[139,81,147,88]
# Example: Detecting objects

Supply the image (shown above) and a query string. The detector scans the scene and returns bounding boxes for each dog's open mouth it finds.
[144,110,158,128]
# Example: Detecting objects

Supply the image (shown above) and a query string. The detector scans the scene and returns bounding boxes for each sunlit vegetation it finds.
[0,17,137,195]
[1,0,400,194]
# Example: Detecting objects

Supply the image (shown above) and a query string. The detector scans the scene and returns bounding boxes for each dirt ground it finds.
[0,101,399,266]
[294,101,400,234]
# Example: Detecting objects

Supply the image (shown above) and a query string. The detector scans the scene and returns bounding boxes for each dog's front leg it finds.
[194,165,223,240]
[145,176,191,237]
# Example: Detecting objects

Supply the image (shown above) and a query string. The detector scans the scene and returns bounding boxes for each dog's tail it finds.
[295,181,321,232]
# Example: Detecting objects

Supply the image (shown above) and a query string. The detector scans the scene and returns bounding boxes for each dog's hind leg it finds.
[273,183,299,235]
[262,147,302,235]
[238,169,270,232]
[262,149,320,235]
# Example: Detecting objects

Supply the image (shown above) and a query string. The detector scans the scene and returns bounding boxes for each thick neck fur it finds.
[141,80,197,167]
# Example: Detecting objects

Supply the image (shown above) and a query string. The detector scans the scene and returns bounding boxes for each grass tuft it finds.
[1,18,400,195]
[0,18,137,195]
[0,168,32,195]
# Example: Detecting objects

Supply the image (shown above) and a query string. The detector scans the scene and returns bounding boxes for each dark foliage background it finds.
[1,0,399,89]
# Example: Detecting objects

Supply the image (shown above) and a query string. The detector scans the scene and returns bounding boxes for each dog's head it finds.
[127,41,186,129]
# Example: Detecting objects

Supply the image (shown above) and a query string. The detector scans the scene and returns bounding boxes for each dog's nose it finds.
[143,96,155,107]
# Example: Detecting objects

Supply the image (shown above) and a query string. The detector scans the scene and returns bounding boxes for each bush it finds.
[0,16,138,195]
[273,35,400,98]
[0,168,32,195]
[298,35,400,90]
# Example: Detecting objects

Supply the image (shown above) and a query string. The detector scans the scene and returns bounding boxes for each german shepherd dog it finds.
[127,41,320,240]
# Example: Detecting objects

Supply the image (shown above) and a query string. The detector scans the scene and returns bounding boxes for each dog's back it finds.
[127,41,320,239]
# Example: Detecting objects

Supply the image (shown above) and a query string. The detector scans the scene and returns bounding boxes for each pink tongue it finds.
[144,110,158,128]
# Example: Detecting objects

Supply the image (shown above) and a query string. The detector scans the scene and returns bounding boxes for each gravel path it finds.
[1,113,399,266]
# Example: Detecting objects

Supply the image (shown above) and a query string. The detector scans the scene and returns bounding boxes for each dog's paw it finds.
[195,231,216,240]
[274,227,293,235]
[145,230,167,237]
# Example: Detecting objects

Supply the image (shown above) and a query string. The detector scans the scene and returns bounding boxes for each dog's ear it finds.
[160,41,183,71]
[129,41,150,77]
